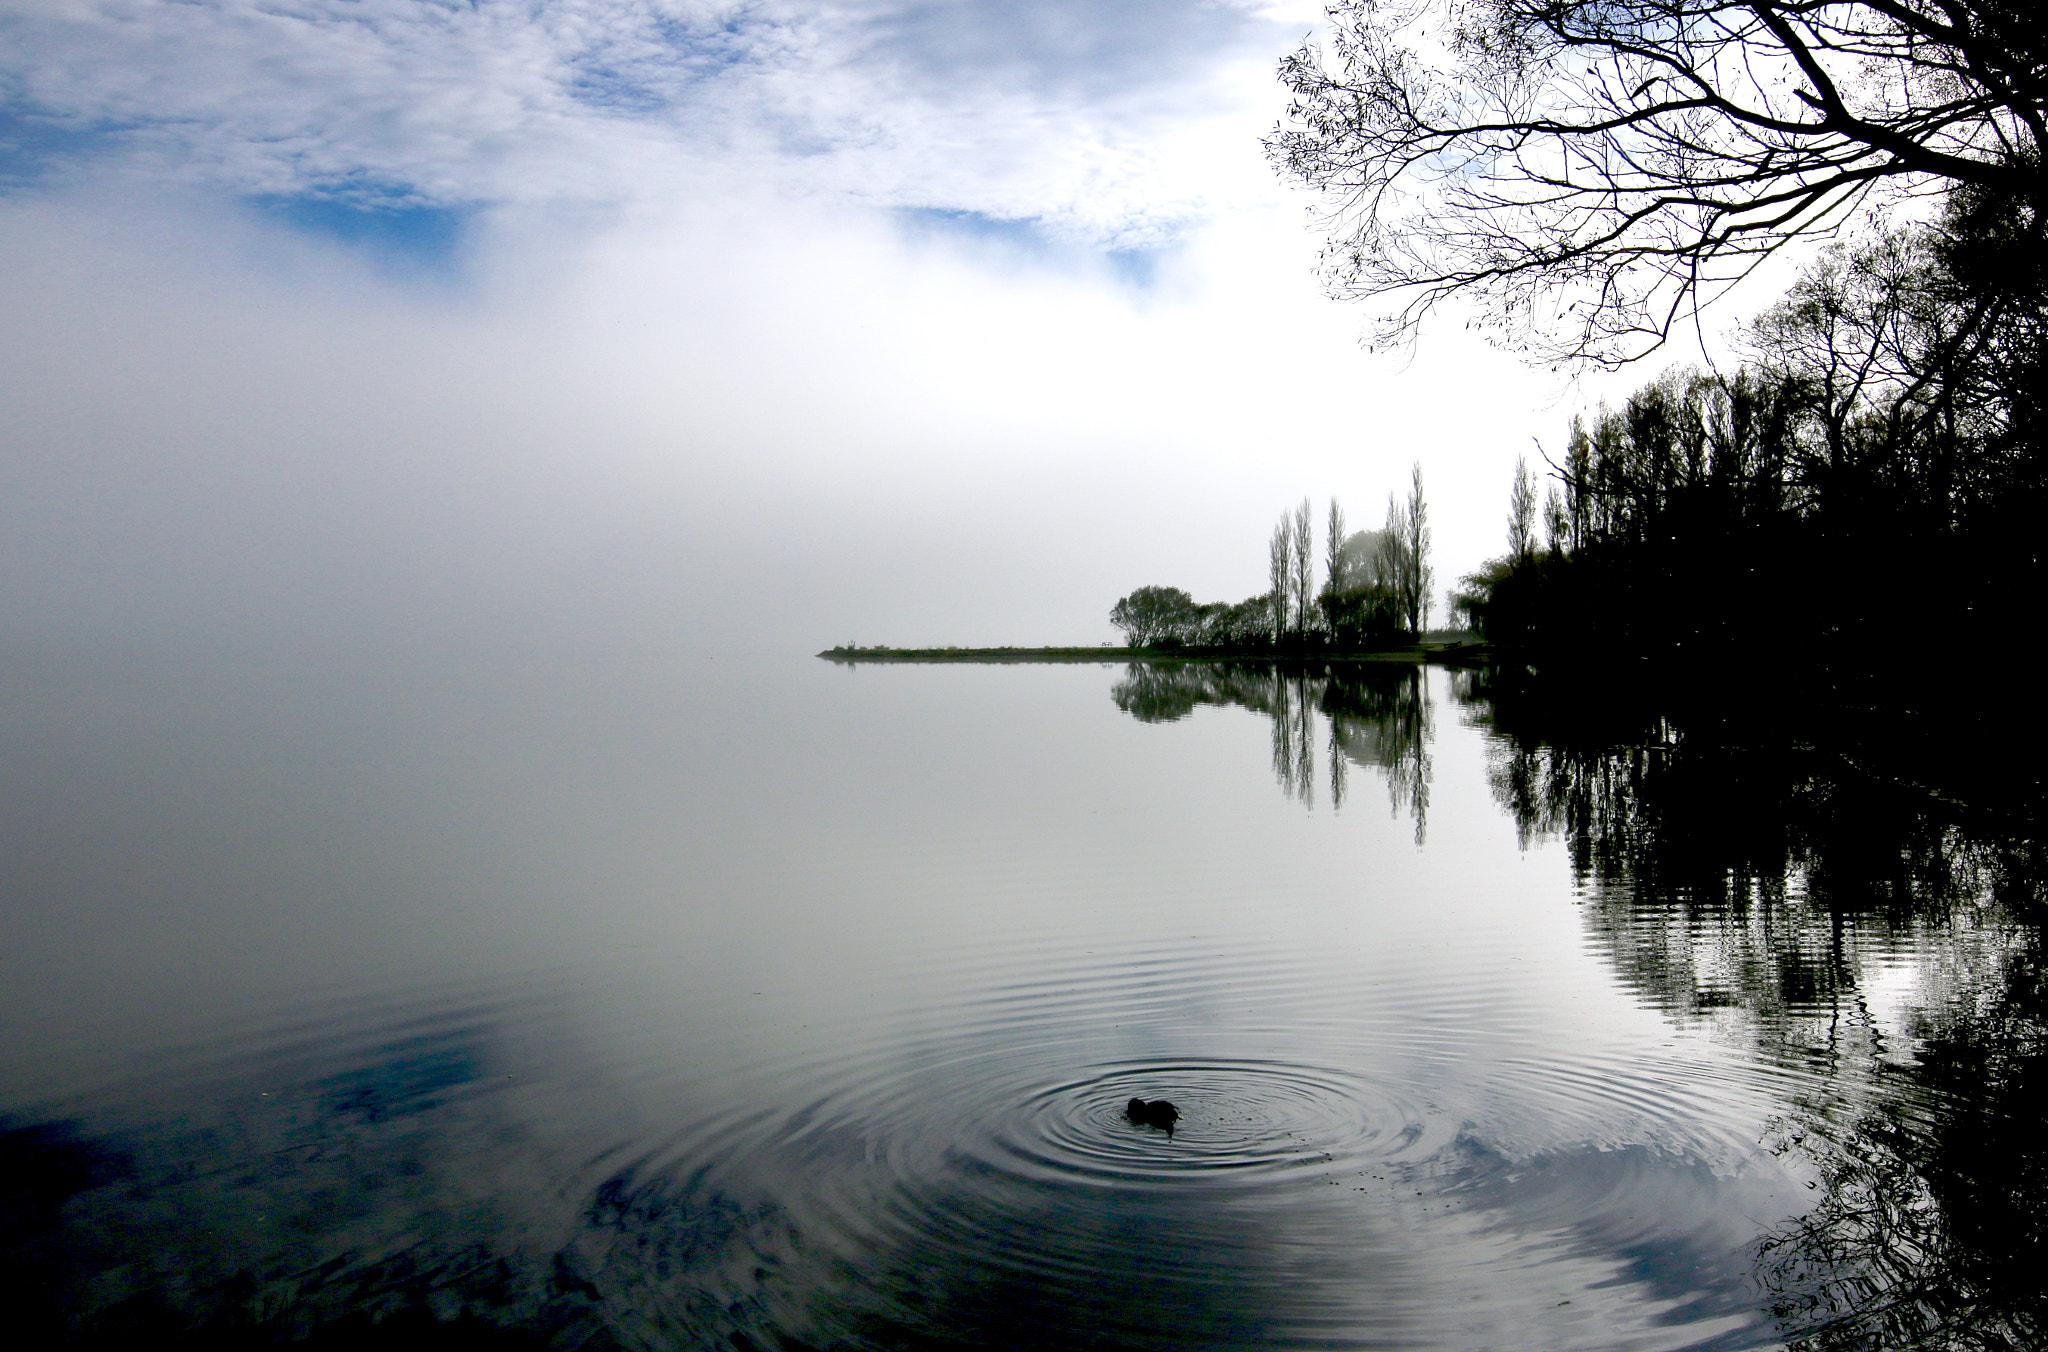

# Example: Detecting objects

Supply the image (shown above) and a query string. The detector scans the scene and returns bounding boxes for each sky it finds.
[0,0,1675,655]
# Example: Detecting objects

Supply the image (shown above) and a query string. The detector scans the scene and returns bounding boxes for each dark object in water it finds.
[1125,1098,1180,1136]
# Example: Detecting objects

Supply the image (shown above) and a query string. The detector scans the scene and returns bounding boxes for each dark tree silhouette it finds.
[1109,586,1202,646]
[1268,0,2048,364]
[1324,498,1348,603]
[1267,499,1321,642]
[1269,514,1295,640]
[1291,498,1316,639]
[1378,463,1433,636]
[1508,456,1537,563]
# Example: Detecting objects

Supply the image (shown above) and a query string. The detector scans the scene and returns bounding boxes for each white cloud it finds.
[0,0,1667,657]
[2,1,1295,240]
[0,167,1625,657]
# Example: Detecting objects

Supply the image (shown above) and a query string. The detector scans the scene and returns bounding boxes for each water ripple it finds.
[982,1059,1444,1188]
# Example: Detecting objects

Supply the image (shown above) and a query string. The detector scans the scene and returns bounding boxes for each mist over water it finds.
[3,647,2036,1349]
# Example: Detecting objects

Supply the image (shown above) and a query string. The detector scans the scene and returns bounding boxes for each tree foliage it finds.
[1388,463,1433,633]
[1291,498,1316,638]
[1456,364,1812,652]
[1453,159,2048,669]
[1508,455,1537,562]
[1109,586,1203,646]
[1109,586,1282,648]
[1113,481,1434,653]
[1270,498,1321,639]
[1270,513,1296,638]
[1321,524,1403,643]
[1268,0,2048,363]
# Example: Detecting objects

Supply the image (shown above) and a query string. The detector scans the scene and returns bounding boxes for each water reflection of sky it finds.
[1,650,2008,1348]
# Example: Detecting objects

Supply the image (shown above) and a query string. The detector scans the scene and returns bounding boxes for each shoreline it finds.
[816,642,1491,665]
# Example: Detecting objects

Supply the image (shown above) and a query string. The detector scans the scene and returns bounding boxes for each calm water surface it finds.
[2,649,2036,1349]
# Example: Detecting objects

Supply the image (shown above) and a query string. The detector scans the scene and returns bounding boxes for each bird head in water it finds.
[1125,1098,1179,1136]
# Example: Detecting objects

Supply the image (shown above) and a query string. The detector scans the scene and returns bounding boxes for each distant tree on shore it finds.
[1508,458,1536,564]
[1269,498,1318,641]
[1384,464,1433,635]
[1324,500,1347,602]
[1112,473,1433,651]
[1291,498,1314,640]
[1109,586,1202,647]
[1269,516,1293,640]
[1317,525,1388,643]
[1202,594,1281,646]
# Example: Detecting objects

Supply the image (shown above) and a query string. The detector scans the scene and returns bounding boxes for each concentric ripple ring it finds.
[969,1059,1446,1190]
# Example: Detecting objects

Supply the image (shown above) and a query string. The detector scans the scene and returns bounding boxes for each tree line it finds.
[1109,464,1433,650]
[1259,1,2044,702]
[1448,194,2044,683]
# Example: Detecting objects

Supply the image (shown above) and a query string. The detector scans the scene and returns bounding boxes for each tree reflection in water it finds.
[1110,662,1430,837]
[1751,936,2048,1351]
[1454,665,2047,1349]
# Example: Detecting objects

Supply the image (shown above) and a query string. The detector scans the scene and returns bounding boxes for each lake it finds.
[3,647,2039,1349]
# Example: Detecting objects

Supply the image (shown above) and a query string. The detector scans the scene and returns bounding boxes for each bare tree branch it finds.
[1267,0,2048,364]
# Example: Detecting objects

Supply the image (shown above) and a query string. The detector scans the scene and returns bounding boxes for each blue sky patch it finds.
[899,207,1056,254]
[251,194,473,274]
[1105,247,1163,290]
[896,207,1167,290]
[0,106,124,188]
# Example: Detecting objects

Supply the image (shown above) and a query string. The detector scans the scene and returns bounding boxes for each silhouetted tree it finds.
[1457,458,1541,633]
[1508,457,1536,563]
[1109,586,1202,647]
[1291,498,1316,640]
[1542,482,1569,555]
[1268,0,2048,364]
[1448,555,1514,637]
[1458,364,1816,658]
[1269,515,1294,641]
[1204,594,1283,647]
[1321,525,1406,644]
[1377,463,1433,636]
[1322,499,1404,643]
[1324,498,1347,602]
[1269,500,1320,642]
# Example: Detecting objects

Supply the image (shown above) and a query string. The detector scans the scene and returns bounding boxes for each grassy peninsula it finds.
[825,467,1466,668]
[817,638,1488,665]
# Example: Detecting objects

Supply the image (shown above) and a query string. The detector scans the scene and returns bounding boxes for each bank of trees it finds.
[1449,198,2046,674]
[1270,1,2045,681]
[1110,465,1433,650]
